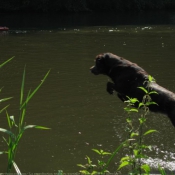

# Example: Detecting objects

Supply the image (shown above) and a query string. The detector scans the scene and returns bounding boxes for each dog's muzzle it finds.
[90,66,99,75]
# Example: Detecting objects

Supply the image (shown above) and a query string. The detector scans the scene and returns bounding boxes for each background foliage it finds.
[0,0,175,12]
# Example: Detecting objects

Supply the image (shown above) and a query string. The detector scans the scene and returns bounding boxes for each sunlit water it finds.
[0,13,175,173]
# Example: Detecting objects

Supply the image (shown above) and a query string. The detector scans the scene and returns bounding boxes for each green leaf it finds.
[130,98,139,104]
[20,89,31,129]
[0,128,14,137]
[144,129,158,136]
[131,132,139,138]
[141,164,150,173]
[0,151,8,155]
[92,149,101,155]
[77,164,86,169]
[58,170,63,175]
[146,101,158,106]
[138,102,144,108]
[6,110,12,129]
[0,56,14,68]
[20,70,50,109]
[126,118,132,123]
[124,107,138,113]
[129,108,138,112]
[0,97,13,103]
[23,125,50,130]
[79,170,90,174]
[103,170,110,173]
[86,156,92,164]
[2,137,8,146]
[20,66,26,106]
[13,161,22,175]
[133,149,139,156]
[149,91,158,95]
[125,96,139,104]
[158,165,166,175]
[138,87,148,94]
[118,161,130,170]
[93,149,111,155]
[91,171,98,175]
[10,115,18,127]
[148,75,156,83]
[139,117,146,124]
[121,156,130,162]
[101,151,111,155]
[102,141,126,172]
[98,160,105,166]
[0,105,10,114]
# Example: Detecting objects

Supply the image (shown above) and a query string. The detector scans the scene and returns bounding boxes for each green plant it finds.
[158,165,167,175]
[118,75,158,174]
[0,58,50,173]
[77,149,112,174]
[77,75,170,174]
[77,140,127,174]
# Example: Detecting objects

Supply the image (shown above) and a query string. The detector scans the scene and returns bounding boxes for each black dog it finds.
[90,53,175,127]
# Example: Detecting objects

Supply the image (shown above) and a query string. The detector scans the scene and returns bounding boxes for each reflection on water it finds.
[0,13,175,173]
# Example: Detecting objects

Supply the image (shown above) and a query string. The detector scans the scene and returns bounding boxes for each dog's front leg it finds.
[106,82,116,94]
[117,93,127,102]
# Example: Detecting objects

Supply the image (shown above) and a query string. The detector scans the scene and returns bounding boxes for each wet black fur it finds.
[90,53,175,127]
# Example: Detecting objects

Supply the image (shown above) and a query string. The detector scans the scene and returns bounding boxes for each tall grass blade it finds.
[13,131,24,151]
[0,105,10,114]
[20,89,31,127]
[0,97,13,103]
[23,125,51,130]
[13,161,22,175]
[102,141,126,172]
[0,128,14,137]
[0,56,14,68]
[158,165,166,175]
[0,151,7,155]
[10,116,18,127]
[2,137,8,146]
[6,110,12,129]
[12,125,50,149]
[0,87,4,93]
[20,70,50,109]
[20,66,26,106]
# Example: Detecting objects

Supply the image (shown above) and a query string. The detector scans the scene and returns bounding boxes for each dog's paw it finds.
[107,88,114,94]
[106,82,115,94]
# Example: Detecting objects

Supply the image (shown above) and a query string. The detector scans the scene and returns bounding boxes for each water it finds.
[0,12,175,173]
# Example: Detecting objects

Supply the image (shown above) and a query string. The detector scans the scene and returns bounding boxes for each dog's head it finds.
[90,54,106,75]
[90,53,124,75]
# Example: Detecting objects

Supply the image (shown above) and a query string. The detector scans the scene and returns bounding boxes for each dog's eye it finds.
[96,58,101,62]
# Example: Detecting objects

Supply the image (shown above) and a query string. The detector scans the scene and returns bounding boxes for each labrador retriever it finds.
[90,53,175,127]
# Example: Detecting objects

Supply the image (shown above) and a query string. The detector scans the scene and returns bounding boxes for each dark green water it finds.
[0,13,175,173]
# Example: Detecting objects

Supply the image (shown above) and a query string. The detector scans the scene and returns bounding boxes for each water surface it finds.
[0,13,175,173]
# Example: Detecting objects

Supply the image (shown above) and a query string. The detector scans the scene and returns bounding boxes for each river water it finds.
[0,12,175,173]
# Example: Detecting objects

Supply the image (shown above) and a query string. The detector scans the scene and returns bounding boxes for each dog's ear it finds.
[96,54,104,60]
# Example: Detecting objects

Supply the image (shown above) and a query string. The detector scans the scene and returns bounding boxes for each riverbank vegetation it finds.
[1,0,175,13]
